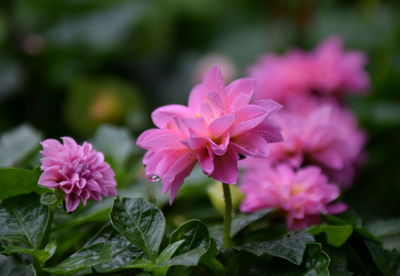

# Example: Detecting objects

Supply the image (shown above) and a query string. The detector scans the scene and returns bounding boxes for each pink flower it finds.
[249,50,313,103]
[137,67,283,202]
[248,36,369,103]
[311,36,370,96]
[266,98,365,188]
[38,137,117,212]
[240,164,346,230]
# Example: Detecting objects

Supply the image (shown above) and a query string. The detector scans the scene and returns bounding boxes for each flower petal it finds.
[210,148,239,184]
[231,132,270,158]
[151,104,192,129]
[208,114,235,138]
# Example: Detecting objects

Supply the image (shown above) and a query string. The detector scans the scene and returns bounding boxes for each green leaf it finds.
[303,243,330,276]
[91,125,138,169]
[0,124,41,167]
[2,241,57,266]
[44,243,112,275]
[236,231,315,265]
[156,240,185,264]
[0,255,36,276]
[166,220,211,267]
[110,197,165,260]
[365,218,400,238]
[366,241,400,276]
[0,168,47,201]
[231,209,272,237]
[0,193,50,248]
[85,225,145,273]
[309,225,353,247]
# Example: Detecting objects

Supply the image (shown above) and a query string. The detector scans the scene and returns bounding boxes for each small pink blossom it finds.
[38,137,117,212]
[137,67,283,202]
[311,36,370,96]
[266,98,365,188]
[240,164,346,230]
[249,50,313,103]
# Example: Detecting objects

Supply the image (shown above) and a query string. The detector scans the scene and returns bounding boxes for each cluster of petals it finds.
[137,67,283,202]
[265,98,365,188]
[249,36,369,103]
[240,163,347,230]
[38,137,117,212]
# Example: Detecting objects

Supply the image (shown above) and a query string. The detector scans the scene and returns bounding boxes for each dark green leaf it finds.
[168,219,211,266]
[231,209,272,237]
[156,240,185,264]
[237,231,315,265]
[366,241,400,276]
[0,168,47,201]
[0,255,36,276]
[110,197,165,260]
[309,225,353,247]
[0,194,50,248]
[303,243,330,276]
[2,241,57,266]
[44,243,112,275]
[365,218,400,238]
[0,124,41,167]
[85,225,145,273]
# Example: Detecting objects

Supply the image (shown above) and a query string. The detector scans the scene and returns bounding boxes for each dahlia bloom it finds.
[266,99,365,188]
[38,137,117,212]
[249,50,313,103]
[249,36,369,103]
[311,36,370,96]
[137,67,283,202]
[240,164,346,230]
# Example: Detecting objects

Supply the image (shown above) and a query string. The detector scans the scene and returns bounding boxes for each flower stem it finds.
[222,183,232,249]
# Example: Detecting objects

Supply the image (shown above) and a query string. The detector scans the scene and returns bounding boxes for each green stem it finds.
[222,183,232,249]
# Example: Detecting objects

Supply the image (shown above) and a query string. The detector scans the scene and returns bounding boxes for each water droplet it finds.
[149,175,160,182]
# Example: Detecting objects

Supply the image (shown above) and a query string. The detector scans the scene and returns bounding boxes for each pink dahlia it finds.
[266,99,365,188]
[240,164,346,230]
[310,36,370,96]
[38,137,117,212]
[249,50,313,103]
[137,67,283,202]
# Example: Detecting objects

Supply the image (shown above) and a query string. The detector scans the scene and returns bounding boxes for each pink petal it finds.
[162,151,196,200]
[207,133,230,156]
[231,132,270,158]
[151,104,192,128]
[65,195,80,212]
[136,129,186,150]
[326,202,347,215]
[226,78,255,109]
[252,119,284,143]
[210,148,239,184]
[208,114,235,138]
[231,105,268,137]
[197,146,214,175]
[252,99,282,115]
[174,117,207,137]
[188,67,225,111]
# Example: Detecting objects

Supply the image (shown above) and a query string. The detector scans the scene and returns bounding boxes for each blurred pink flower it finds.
[311,36,370,96]
[248,36,369,103]
[249,50,313,103]
[266,98,366,188]
[38,137,117,212]
[240,164,346,230]
[137,67,283,202]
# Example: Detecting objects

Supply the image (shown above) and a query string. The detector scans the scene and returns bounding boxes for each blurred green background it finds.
[0,0,399,221]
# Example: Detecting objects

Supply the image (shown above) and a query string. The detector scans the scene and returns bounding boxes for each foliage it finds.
[0,0,399,274]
